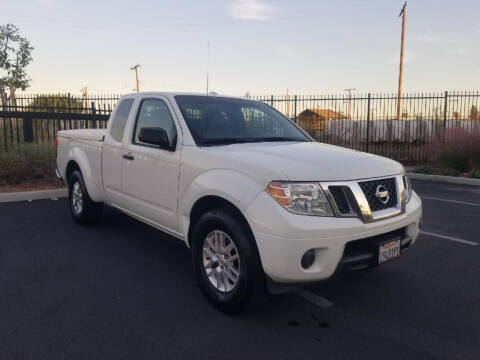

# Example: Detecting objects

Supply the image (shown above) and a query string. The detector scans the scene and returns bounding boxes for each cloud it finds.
[387,50,414,64]
[444,47,469,55]
[37,0,56,7]
[412,29,450,43]
[269,43,303,59]
[229,0,276,21]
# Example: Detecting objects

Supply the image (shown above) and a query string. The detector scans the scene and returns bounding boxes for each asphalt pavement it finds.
[0,180,479,360]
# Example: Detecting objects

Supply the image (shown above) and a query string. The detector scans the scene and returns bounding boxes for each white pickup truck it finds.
[56,92,422,313]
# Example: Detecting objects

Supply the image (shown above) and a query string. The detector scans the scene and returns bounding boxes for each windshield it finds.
[174,95,310,146]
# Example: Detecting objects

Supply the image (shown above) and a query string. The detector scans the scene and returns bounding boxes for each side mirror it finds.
[138,127,170,149]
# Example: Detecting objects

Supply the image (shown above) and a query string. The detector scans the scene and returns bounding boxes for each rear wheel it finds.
[68,170,103,225]
[191,208,267,313]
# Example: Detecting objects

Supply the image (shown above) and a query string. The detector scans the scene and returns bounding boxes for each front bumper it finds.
[244,191,422,283]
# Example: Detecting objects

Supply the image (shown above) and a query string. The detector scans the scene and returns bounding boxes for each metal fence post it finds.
[91,101,97,128]
[68,92,72,129]
[270,95,274,107]
[366,93,371,153]
[443,90,448,142]
[23,115,34,143]
[294,95,297,123]
[2,117,7,152]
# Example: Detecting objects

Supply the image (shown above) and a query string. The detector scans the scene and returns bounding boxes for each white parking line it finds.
[420,230,479,246]
[296,289,335,309]
[421,196,480,208]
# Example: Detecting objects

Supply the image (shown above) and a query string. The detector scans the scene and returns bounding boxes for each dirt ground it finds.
[0,177,65,193]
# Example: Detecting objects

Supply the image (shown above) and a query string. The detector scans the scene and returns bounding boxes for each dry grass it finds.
[0,142,57,185]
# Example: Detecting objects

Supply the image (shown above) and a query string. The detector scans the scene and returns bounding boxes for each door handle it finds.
[123,153,134,161]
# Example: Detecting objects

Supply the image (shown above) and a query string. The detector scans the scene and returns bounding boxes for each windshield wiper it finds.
[199,138,252,146]
[199,137,308,146]
[248,137,308,143]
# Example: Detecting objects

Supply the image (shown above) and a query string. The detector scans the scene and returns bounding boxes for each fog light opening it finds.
[301,250,316,269]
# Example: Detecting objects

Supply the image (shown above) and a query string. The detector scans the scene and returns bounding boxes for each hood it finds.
[206,141,403,182]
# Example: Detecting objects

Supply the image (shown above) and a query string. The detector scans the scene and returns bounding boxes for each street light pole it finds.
[396,2,407,120]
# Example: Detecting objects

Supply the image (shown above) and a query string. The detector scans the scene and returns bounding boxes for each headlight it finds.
[266,182,334,216]
[403,174,412,203]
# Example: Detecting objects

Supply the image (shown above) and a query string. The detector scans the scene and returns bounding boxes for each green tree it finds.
[30,95,84,113]
[0,24,34,108]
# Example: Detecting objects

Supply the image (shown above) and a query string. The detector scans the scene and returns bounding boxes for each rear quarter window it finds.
[110,98,134,142]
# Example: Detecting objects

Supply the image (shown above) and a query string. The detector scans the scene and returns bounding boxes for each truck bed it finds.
[58,129,106,141]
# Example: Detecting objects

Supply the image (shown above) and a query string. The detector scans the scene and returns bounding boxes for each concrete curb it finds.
[0,188,68,204]
[408,172,480,186]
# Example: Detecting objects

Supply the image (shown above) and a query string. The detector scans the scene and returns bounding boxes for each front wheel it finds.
[191,208,267,313]
[68,170,103,225]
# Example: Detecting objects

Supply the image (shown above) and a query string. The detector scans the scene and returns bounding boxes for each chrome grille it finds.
[358,177,397,211]
[321,175,405,223]
[329,186,350,214]
[328,185,359,216]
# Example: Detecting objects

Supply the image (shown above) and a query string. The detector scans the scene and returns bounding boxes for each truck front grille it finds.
[321,175,404,223]
[328,186,350,214]
[328,185,360,216]
[358,177,397,211]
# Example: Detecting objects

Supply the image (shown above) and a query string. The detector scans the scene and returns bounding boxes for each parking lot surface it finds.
[0,180,479,359]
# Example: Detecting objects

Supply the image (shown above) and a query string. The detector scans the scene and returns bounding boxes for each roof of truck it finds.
[122,91,245,100]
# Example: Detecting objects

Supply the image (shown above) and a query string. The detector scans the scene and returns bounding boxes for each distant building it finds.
[297,109,346,133]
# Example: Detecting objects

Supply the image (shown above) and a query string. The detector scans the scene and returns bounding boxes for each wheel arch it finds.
[180,169,265,247]
[64,147,104,202]
[65,160,81,183]
[187,195,256,249]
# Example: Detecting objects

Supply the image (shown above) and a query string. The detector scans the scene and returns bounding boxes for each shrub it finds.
[429,128,480,173]
[416,166,460,177]
[0,143,56,185]
[436,149,471,173]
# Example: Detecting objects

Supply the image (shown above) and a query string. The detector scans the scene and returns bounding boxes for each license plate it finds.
[378,238,401,264]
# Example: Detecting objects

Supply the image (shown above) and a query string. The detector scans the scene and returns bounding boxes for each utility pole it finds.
[286,89,290,118]
[344,88,356,119]
[130,64,141,92]
[206,41,210,95]
[449,98,460,120]
[80,86,88,113]
[396,2,407,121]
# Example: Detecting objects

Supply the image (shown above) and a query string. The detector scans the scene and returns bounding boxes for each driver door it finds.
[121,96,182,235]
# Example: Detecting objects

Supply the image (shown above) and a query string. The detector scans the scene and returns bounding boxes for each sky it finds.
[2,0,480,96]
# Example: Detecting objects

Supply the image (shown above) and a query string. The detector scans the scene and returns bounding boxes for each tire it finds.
[191,207,268,314]
[68,170,103,225]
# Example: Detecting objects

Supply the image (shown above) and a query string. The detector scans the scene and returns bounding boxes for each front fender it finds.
[180,169,265,243]
[66,145,104,202]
